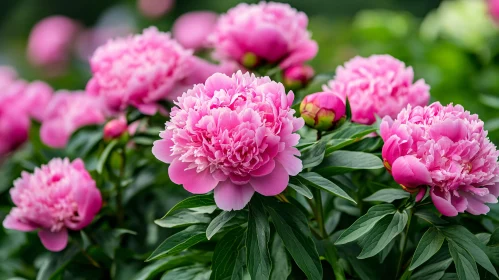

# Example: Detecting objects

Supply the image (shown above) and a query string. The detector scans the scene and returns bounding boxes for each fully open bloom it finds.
[87,27,234,114]
[173,11,218,50]
[380,102,499,216]
[300,91,346,131]
[152,71,304,210]
[324,55,430,125]
[208,2,318,69]
[41,91,106,148]
[3,158,102,251]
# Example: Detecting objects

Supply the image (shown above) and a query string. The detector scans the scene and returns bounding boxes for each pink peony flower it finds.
[41,91,106,148]
[208,2,318,69]
[324,55,430,125]
[173,11,218,50]
[87,27,234,115]
[300,91,346,131]
[380,102,499,216]
[27,16,81,75]
[103,116,128,140]
[489,0,499,23]
[3,158,102,251]
[152,71,304,211]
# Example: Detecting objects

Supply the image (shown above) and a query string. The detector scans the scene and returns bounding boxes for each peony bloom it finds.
[3,158,102,251]
[208,2,318,69]
[41,91,106,148]
[152,71,304,211]
[323,55,430,125]
[87,27,234,115]
[380,102,499,216]
[27,16,81,75]
[172,11,218,50]
[300,91,346,131]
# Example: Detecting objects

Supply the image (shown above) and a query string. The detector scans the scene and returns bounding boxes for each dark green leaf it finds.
[334,197,360,217]
[300,140,327,169]
[147,226,207,262]
[247,197,272,280]
[288,177,313,199]
[298,172,356,204]
[345,136,383,152]
[270,234,291,280]
[448,241,479,280]
[440,273,458,280]
[94,228,137,259]
[317,150,383,175]
[414,209,448,226]
[323,122,377,153]
[206,211,237,240]
[411,257,452,280]
[159,194,217,219]
[66,125,103,158]
[363,189,410,203]
[134,252,213,280]
[488,228,499,247]
[96,139,118,174]
[410,227,445,270]
[266,200,323,280]
[155,210,211,228]
[335,204,396,245]
[161,265,211,280]
[210,227,246,280]
[36,244,80,280]
[357,210,408,259]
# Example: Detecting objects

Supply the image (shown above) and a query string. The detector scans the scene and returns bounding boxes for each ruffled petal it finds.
[214,181,254,211]
[250,162,289,196]
[38,228,68,252]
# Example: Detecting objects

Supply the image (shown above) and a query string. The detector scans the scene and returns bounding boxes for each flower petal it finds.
[392,155,432,188]
[276,148,302,176]
[3,214,37,232]
[152,135,175,164]
[169,158,218,194]
[250,162,289,196]
[214,181,254,211]
[38,228,68,252]
[431,188,459,217]
[250,159,276,177]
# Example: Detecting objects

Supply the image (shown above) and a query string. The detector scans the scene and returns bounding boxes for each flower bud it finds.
[300,92,346,131]
[104,117,128,140]
[241,52,258,68]
[283,65,314,89]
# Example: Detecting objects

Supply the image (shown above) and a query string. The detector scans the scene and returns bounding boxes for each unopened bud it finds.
[104,118,128,140]
[241,52,258,68]
[300,92,346,131]
[283,65,314,90]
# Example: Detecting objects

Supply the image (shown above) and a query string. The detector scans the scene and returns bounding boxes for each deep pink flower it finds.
[152,71,304,210]
[87,27,233,114]
[41,91,106,148]
[208,2,318,69]
[300,91,346,131]
[3,158,102,251]
[173,11,218,50]
[324,55,430,125]
[103,116,128,140]
[381,102,499,216]
[489,0,499,23]
[27,16,81,75]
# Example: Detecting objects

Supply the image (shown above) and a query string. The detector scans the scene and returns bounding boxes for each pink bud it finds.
[172,11,218,50]
[300,92,346,131]
[391,155,432,191]
[104,118,127,140]
[283,65,314,89]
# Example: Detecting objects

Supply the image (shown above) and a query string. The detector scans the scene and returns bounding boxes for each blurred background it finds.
[0,0,498,143]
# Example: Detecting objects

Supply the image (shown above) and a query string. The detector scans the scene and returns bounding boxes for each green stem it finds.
[314,188,327,238]
[116,148,125,227]
[396,208,413,279]
[324,240,346,280]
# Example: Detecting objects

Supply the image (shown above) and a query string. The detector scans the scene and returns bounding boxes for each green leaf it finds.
[288,177,313,199]
[441,225,498,278]
[440,273,458,280]
[300,140,327,169]
[357,210,408,259]
[247,196,272,280]
[161,265,211,280]
[210,227,246,280]
[266,200,323,280]
[270,234,291,280]
[159,194,217,219]
[36,244,80,280]
[298,172,356,204]
[147,225,207,262]
[363,189,410,203]
[206,211,237,240]
[134,252,213,280]
[335,204,396,245]
[410,227,445,270]
[317,150,383,175]
[488,228,499,247]
[155,210,211,228]
[94,228,137,259]
[96,139,118,174]
[414,208,448,226]
[322,122,377,153]
[411,252,452,280]
[66,125,103,158]
[448,241,479,280]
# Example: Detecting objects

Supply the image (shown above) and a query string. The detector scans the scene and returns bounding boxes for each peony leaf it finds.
[298,172,356,204]
[134,252,212,280]
[363,188,410,203]
[206,211,237,240]
[160,194,217,219]
[410,227,445,270]
[246,196,272,280]
[288,176,314,199]
[146,225,207,262]
[488,228,499,247]
[300,140,327,169]
[317,150,383,175]
[160,265,211,280]
[96,139,118,174]
[410,244,452,280]
[448,240,479,280]
[155,210,211,228]
[270,234,292,280]
[210,227,246,280]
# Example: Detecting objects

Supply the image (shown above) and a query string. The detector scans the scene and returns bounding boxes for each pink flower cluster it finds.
[0,67,53,156]
[324,55,430,125]
[87,27,235,114]
[381,102,499,216]
[3,158,102,251]
[41,91,106,148]
[152,71,304,211]
[208,2,318,69]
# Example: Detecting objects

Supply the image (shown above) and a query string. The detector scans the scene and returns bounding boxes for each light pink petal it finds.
[392,155,432,188]
[214,181,254,211]
[68,186,102,230]
[250,159,276,177]
[431,188,459,217]
[38,228,68,252]
[152,138,175,164]
[3,215,37,232]
[279,40,318,69]
[250,162,289,196]
[276,149,302,176]
[168,159,218,194]
[464,193,491,215]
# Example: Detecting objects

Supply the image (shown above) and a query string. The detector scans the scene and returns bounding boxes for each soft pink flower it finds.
[3,158,102,251]
[87,27,232,114]
[138,0,174,19]
[41,91,106,148]
[103,116,128,140]
[173,11,218,50]
[152,71,304,211]
[489,0,499,23]
[300,91,346,131]
[381,102,499,216]
[324,55,430,125]
[27,16,81,74]
[208,2,318,69]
